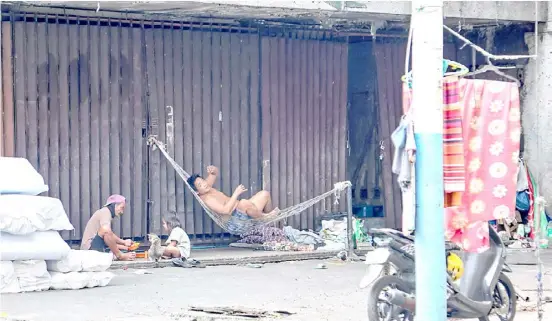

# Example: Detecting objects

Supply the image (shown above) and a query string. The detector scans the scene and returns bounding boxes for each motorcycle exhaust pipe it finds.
[385,288,416,312]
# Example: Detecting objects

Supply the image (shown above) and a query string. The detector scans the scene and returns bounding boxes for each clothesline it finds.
[443,25,536,61]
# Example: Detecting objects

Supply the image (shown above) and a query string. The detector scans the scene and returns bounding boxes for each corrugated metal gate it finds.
[1,12,348,242]
[145,23,263,242]
[260,31,348,230]
[1,16,149,241]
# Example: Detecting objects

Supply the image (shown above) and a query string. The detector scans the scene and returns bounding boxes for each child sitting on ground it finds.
[162,215,191,260]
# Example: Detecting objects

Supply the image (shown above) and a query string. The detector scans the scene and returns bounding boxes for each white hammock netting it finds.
[147,136,351,235]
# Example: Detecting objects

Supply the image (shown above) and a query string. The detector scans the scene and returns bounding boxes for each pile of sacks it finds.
[0,157,115,293]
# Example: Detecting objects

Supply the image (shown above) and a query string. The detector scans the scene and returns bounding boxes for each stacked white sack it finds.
[0,231,70,261]
[47,250,113,272]
[0,195,74,235]
[12,260,51,292]
[0,157,75,293]
[0,157,48,195]
[46,250,115,290]
[0,261,21,293]
[49,272,115,290]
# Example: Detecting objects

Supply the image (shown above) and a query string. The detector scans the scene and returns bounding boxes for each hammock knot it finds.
[333,181,352,191]
[332,181,351,205]
[147,135,163,151]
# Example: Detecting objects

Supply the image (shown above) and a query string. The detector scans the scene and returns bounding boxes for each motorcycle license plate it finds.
[359,264,385,289]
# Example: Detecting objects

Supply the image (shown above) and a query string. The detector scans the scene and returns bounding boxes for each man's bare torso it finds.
[201,189,230,207]
[200,189,251,218]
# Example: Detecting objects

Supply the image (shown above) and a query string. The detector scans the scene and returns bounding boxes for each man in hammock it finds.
[187,165,280,225]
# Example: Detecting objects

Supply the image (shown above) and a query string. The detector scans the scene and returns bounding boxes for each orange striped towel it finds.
[401,77,465,193]
[442,78,465,192]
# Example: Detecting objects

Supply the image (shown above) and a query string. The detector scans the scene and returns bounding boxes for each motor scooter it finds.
[359,227,516,321]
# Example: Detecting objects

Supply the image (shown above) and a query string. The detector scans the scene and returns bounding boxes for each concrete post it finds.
[346,185,354,258]
[521,9,552,216]
[411,1,447,320]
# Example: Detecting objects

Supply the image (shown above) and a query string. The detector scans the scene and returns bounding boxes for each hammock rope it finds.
[147,136,352,234]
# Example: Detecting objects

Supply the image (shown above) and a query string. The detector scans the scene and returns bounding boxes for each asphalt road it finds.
[1,259,551,321]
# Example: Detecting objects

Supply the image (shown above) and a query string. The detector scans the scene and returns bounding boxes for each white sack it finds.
[81,251,113,272]
[13,260,51,292]
[0,195,74,235]
[47,249,83,272]
[84,271,114,288]
[0,261,21,294]
[0,157,48,195]
[47,249,113,273]
[0,231,71,261]
[319,219,348,249]
[49,272,90,290]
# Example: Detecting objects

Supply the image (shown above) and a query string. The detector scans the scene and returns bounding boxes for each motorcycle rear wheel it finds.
[367,275,414,321]
[479,273,516,321]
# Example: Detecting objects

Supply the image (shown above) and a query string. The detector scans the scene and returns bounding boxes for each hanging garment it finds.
[516,159,530,192]
[391,115,415,184]
[393,87,418,235]
[516,191,530,212]
[445,79,521,252]
[402,77,466,193]
[442,79,466,193]
[526,165,536,239]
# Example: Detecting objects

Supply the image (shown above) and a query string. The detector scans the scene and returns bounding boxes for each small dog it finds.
[147,234,165,264]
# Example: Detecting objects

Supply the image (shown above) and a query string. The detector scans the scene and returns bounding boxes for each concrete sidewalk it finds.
[111,247,343,269]
[3,259,552,321]
[110,246,551,270]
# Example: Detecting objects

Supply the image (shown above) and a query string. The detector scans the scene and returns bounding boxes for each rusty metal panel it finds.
[143,25,261,241]
[8,18,148,241]
[260,34,348,231]
[2,22,15,157]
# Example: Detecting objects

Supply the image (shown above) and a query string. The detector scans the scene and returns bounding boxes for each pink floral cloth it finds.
[445,79,521,252]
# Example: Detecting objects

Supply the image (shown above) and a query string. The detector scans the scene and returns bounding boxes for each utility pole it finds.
[411,1,447,320]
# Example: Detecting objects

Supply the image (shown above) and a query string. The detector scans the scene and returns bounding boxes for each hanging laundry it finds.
[392,87,417,235]
[444,79,521,252]
[516,159,529,192]
[442,78,466,193]
[526,164,536,239]
[402,77,466,193]
[399,78,465,233]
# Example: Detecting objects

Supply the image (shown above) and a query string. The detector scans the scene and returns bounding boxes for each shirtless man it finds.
[187,165,279,234]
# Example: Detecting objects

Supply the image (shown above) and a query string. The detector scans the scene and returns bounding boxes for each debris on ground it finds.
[133,269,153,275]
[188,306,294,319]
[315,263,327,269]
[245,263,263,268]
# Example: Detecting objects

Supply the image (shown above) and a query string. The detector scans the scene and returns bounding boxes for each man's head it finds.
[187,174,211,195]
[104,194,126,216]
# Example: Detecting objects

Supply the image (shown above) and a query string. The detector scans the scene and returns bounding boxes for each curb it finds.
[110,250,342,270]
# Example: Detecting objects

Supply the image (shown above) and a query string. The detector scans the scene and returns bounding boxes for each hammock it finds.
[147,136,352,235]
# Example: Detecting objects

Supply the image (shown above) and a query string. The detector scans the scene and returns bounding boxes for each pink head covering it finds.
[104,194,126,207]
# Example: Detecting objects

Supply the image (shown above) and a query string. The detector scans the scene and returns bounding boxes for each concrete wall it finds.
[521,32,552,214]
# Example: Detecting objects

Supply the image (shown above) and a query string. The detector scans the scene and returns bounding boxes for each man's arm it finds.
[113,233,127,245]
[99,215,126,246]
[205,165,218,187]
[100,223,126,245]
[205,185,247,215]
